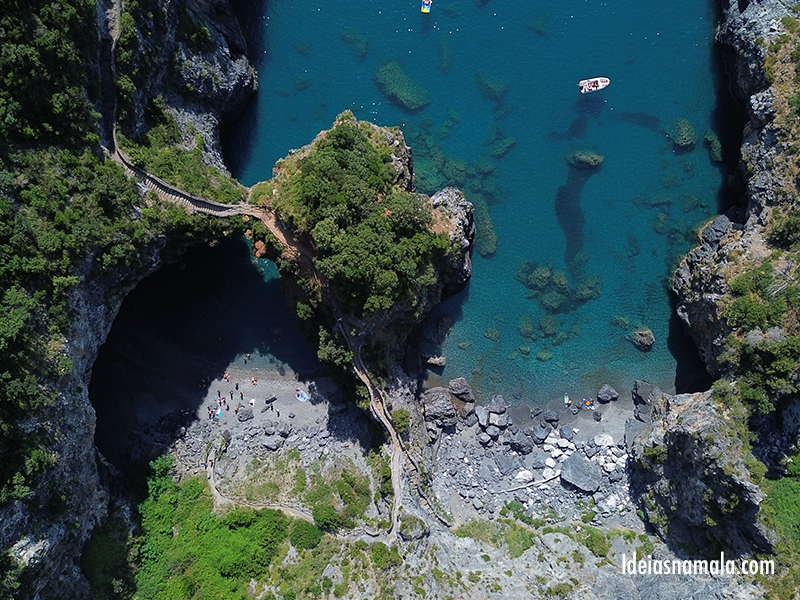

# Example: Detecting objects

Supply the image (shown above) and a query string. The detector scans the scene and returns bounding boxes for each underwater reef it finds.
[373,61,432,111]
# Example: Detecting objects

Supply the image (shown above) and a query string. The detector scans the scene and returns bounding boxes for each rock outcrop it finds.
[0,0,258,596]
[627,383,776,557]
[673,0,793,376]
[111,0,257,173]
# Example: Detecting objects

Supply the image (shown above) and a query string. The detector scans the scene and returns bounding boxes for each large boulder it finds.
[507,431,533,455]
[560,453,603,493]
[628,328,655,352]
[475,405,490,429]
[421,387,457,429]
[597,384,619,403]
[487,395,507,414]
[448,377,475,403]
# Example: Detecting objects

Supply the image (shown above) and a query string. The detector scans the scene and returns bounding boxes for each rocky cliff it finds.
[673,0,794,376]
[0,1,257,597]
[626,381,776,557]
[109,0,257,172]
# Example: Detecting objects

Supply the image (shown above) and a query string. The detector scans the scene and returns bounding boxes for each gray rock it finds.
[494,452,518,476]
[507,431,533,455]
[541,410,559,423]
[263,437,284,451]
[236,406,254,423]
[477,432,492,445]
[487,395,507,414]
[420,387,457,429]
[488,412,508,428]
[475,405,490,428]
[463,411,478,428]
[531,423,549,443]
[448,377,475,403]
[632,380,663,423]
[485,425,501,439]
[529,452,547,470]
[628,328,656,352]
[559,426,574,441]
[597,384,619,403]
[701,214,731,245]
[560,453,603,493]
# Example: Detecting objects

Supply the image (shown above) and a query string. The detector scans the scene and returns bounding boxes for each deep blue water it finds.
[223,0,738,404]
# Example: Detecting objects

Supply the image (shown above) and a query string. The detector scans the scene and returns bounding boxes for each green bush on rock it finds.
[272,112,448,316]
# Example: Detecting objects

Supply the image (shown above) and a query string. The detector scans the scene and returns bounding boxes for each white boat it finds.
[578,77,610,94]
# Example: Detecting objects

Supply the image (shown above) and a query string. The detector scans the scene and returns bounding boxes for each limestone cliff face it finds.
[111,0,257,172]
[2,245,166,599]
[673,0,793,376]
[0,0,256,596]
[626,381,775,557]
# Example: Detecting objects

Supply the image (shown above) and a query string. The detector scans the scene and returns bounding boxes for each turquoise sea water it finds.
[224,0,739,404]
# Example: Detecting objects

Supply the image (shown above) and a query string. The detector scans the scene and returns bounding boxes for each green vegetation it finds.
[272,112,448,315]
[236,452,373,532]
[0,0,97,149]
[391,407,411,434]
[134,456,289,599]
[119,108,247,204]
[290,520,323,550]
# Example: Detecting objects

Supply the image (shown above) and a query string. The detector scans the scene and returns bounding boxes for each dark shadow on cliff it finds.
[666,300,713,394]
[89,236,363,470]
[220,0,271,178]
[418,283,471,366]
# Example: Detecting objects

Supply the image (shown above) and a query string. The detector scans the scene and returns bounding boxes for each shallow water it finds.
[223,0,740,404]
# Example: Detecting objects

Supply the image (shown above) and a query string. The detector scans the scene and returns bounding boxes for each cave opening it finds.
[88,236,335,471]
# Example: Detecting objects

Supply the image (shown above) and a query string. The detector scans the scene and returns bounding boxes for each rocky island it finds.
[2,0,800,599]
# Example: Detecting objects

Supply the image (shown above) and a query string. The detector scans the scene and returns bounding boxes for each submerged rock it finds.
[628,327,655,352]
[373,61,432,111]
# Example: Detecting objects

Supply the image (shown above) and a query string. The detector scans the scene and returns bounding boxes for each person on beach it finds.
[240,392,244,401]
[234,404,239,415]
[217,389,221,397]
[235,382,239,391]
[249,399,255,407]
[229,390,234,400]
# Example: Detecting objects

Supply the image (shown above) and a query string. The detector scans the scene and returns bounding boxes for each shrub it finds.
[370,542,402,569]
[290,520,323,549]
[312,503,341,531]
[391,408,411,434]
